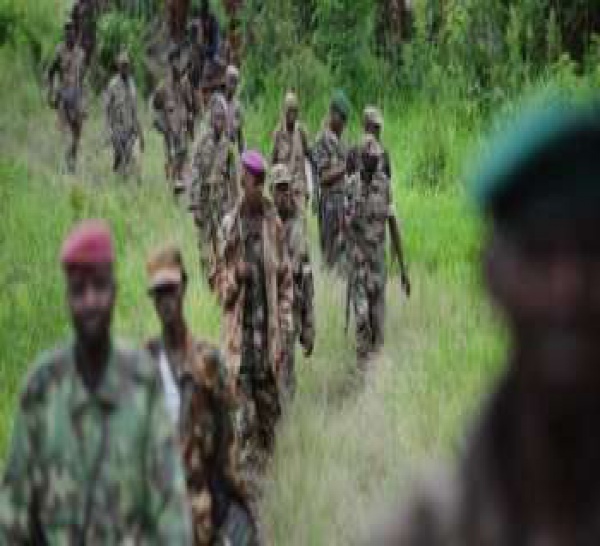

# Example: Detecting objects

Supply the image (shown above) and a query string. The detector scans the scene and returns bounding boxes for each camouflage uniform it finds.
[104,68,141,175]
[190,121,239,278]
[345,153,394,367]
[272,117,311,210]
[152,72,196,184]
[146,334,256,546]
[226,96,244,153]
[0,341,192,544]
[272,164,315,400]
[313,127,348,270]
[48,37,87,172]
[215,198,294,510]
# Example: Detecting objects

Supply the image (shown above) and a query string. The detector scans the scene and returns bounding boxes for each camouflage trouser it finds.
[111,130,136,175]
[194,184,223,277]
[280,331,297,407]
[235,361,281,508]
[216,500,259,546]
[353,271,386,368]
[319,187,346,271]
[57,87,84,173]
[164,131,188,183]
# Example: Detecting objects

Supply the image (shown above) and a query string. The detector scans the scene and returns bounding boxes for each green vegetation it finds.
[1,0,600,543]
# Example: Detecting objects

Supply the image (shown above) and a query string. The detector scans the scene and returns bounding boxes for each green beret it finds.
[331,89,351,120]
[471,101,600,227]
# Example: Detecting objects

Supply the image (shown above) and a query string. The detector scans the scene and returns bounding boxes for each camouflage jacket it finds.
[215,198,294,385]
[313,127,347,194]
[373,375,600,545]
[226,97,244,152]
[146,333,251,546]
[190,129,240,219]
[50,42,86,92]
[152,74,195,141]
[282,214,315,350]
[104,74,140,140]
[272,123,310,192]
[346,169,394,289]
[0,340,192,545]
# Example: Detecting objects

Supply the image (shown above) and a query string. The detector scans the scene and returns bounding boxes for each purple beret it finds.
[241,150,266,176]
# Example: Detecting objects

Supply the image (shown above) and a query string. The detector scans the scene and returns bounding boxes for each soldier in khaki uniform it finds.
[313,90,351,271]
[145,245,257,546]
[370,104,600,545]
[214,150,293,521]
[271,91,312,211]
[0,221,191,544]
[224,65,245,153]
[47,20,87,173]
[189,94,240,280]
[346,135,409,370]
[271,163,315,401]
[152,46,197,188]
[103,51,144,176]
[363,106,392,178]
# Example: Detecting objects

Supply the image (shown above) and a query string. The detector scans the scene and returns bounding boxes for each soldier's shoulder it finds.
[366,467,461,545]
[191,339,227,391]
[21,344,73,407]
[114,340,158,385]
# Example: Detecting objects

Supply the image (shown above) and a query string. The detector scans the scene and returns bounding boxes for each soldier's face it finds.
[66,29,75,47]
[66,264,115,348]
[151,284,184,329]
[485,219,600,400]
[118,63,129,78]
[286,107,298,127]
[274,184,293,217]
[243,170,264,205]
[226,77,238,95]
[365,122,381,140]
[330,110,346,134]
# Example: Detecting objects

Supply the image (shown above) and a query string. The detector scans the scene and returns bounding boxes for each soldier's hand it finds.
[401,270,411,298]
[139,135,145,153]
[303,340,314,358]
[236,260,251,283]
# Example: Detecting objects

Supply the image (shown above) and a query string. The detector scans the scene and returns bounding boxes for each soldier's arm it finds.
[214,223,242,309]
[277,224,295,337]
[314,138,344,186]
[271,131,280,164]
[299,254,315,356]
[47,45,61,82]
[1,392,41,542]
[142,369,193,544]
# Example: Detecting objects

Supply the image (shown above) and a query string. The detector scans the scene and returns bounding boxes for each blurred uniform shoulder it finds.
[367,468,461,546]
[114,339,158,385]
[20,344,72,408]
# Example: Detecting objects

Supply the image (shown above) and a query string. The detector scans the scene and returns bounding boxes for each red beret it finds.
[241,150,266,177]
[60,219,114,266]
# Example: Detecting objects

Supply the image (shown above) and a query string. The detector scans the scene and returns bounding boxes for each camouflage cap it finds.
[331,89,351,120]
[284,91,299,110]
[471,101,600,226]
[271,163,293,186]
[147,244,186,292]
[226,65,240,81]
[364,106,383,129]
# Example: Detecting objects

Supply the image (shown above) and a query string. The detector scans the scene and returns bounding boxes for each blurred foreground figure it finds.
[104,51,144,176]
[371,103,600,545]
[215,150,293,522]
[272,164,315,403]
[47,20,87,173]
[146,245,256,545]
[0,221,191,544]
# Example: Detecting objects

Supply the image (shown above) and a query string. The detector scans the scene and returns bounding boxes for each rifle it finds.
[388,215,411,297]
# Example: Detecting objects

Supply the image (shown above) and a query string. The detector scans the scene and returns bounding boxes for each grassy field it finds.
[0,32,508,544]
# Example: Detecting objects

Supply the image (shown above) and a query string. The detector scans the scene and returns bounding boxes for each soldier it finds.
[103,51,144,176]
[271,164,315,401]
[214,150,293,517]
[152,46,196,188]
[145,245,257,545]
[47,20,87,173]
[189,94,239,279]
[224,65,245,153]
[346,135,409,370]
[363,105,392,179]
[271,91,312,211]
[313,90,351,271]
[370,104,600,545]
[0,220,192,543]
[71,0,97,66]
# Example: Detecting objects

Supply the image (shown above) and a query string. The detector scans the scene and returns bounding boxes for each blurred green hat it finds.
[331,89,351,120]
[471,101,600,227]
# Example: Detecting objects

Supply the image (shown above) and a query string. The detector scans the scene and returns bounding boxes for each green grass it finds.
[1,39,504,545]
